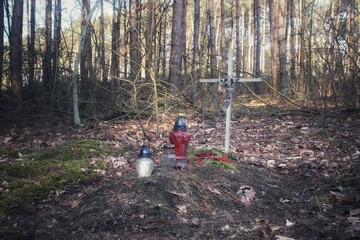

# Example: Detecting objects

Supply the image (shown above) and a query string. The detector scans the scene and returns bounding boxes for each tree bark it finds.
[100,0,107,83]
[28,0,36,86]
[53,0,61,84]
[110,0,120,87]
[81,0,93,86]
[43,0,52,87]
[220,0,226,76]
[0,0,4,92]
[129,0,141,80]
[10,0,24,100]
[235,0,241,77]
[192,0,200,76]
[169,0,185,86]
[207,0,216,78]
[278,0,288,97]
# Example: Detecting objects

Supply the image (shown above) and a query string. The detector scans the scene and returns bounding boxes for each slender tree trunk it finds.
[220,0,226,75]
[289,0,296,94]
[0,0,4,92]
[192,0,200,76]
[254,0,261,93]
[254,0,261,76]
[269,0,278,98]
[169,0,184,86]
[278,0,288,97]
[207,0,216,78]
[43,0,52,87]
[28,0,35,85]
[100,0,107,83]
[110,0,119,87]
[235,0,241,77]
[10,0,23,100]
[130,0,141,80]
[162,13,167,79]
[180,0,187,77]
[298,0,305,98]
[247,3,253,73]
[81,0,93,86]
[53,0,61,85]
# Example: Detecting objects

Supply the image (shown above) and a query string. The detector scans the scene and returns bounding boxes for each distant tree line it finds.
[0,0,359,122]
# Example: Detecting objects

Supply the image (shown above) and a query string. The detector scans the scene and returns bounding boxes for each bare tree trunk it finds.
[247,4,252,73]
[130,0,141,80]
[298,0,305,98]
[235,0,241,77]
[278,0,288,97]
[289,0,296,94]
[269,0,278,98]
[254,0,261,76]
[207,0,217,78]
[43,0,52,87]
[100,0,107,83]
[0,0,4,92]
[192,0,200,76]
[220,0,226,75]
[81,0,93,87]
[53,0,61,84]
[110,0,120,87]
[260,0,266,73]
[10,0,23,100]
[28,0,36,86]
[180,0,187,77]
[162,13,167,80]
[169,0,185,86]
[254,0,261,93]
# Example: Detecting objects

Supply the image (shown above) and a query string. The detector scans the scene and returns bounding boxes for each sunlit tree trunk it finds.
[130,0,141,80]
[28,0,36,86]
[298,0,305,98]
[220,0,226,75]
[278,0,288,97]
[10,0,23,100]
[254,0,261,93]
[179,0,187,79]
[260,0,266,74]
[43,0,52,87]
[235,0,241,77]
[81,0,93,87]
[192,0,200,76]
[269,0,278,98]
[289,0,296,94]
[169,0,185,86]
[207,0,217,78]
[100,0,107,83]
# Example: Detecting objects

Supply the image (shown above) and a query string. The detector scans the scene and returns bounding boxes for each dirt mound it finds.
[3,163,358,240]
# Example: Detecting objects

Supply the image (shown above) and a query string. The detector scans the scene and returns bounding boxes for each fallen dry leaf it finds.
[237,185,256,206]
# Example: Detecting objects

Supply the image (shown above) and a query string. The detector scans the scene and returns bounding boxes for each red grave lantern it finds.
[169,114,192,168]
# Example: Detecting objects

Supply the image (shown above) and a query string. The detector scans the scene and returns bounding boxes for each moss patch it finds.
[0,139,113,215]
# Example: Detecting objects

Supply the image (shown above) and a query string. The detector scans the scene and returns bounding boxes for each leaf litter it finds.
[0,109,359,239]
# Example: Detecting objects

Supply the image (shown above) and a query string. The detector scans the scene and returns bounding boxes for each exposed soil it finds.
[1,108,360,239]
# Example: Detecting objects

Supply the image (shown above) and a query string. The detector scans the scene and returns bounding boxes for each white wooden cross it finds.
[200,48,262,153]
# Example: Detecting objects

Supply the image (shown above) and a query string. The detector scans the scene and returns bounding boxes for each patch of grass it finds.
[316,128,331,139]
[0,139,113,215]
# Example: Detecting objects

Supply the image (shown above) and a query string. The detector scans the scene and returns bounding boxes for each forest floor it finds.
[0,106,360,239]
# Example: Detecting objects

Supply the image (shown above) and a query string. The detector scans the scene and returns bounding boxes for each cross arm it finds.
[199,78,262,83]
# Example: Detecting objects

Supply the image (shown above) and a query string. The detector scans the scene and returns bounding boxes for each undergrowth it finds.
[0,139,113,215]
[188,148,237,171]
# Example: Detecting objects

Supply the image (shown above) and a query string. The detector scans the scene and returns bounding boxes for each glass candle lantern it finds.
[160,143,176,168]
[136,145,154,177]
